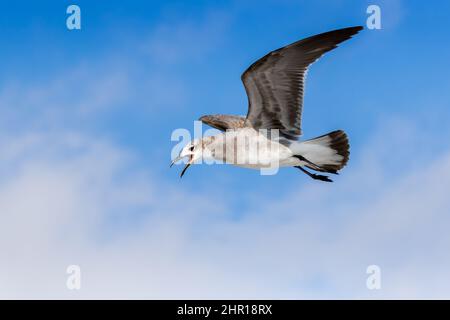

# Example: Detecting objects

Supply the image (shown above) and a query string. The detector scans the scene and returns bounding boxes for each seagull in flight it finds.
[171,26,363,181]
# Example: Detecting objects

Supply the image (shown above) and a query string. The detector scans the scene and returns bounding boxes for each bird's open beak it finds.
[170,155,184,168]
[180,162,191,178]
[170,155,193,178]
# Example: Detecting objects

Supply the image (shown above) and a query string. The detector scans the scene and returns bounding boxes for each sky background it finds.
[1,0,450,298]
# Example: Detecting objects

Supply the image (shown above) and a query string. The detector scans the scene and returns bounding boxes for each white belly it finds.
[204,128,298,169]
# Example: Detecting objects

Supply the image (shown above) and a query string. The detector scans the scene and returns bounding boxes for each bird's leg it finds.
[295,166,333,182]
[293,155,338,174]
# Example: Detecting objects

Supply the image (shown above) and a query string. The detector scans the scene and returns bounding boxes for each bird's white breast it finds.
[204,128,294,169]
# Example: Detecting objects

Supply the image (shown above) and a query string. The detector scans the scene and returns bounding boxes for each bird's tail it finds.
[290,130,350,173]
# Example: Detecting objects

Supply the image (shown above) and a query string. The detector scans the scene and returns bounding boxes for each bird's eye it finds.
[189,145,194,151]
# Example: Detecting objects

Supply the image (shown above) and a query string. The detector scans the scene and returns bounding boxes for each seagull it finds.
[171,26,363,181]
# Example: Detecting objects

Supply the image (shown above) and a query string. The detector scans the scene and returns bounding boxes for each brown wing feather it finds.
[199,115,247,131]
[242,26,363,140]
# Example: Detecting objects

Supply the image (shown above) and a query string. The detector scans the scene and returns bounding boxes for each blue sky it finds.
[1,0,450,298]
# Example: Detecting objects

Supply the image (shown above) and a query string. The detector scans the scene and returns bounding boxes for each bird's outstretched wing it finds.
[242,26,363,140]
[199,114,247,131]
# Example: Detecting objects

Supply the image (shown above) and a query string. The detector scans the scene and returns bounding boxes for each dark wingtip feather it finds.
[346,26,364,37]
[331,26,364,35]
[347,25,364,32]
[328,130,350,170]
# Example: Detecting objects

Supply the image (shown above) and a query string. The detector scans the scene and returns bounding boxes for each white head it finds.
[170,139,203,177]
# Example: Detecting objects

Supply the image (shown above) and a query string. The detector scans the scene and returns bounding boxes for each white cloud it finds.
[1,119,450,299]
[144,10,230,64]
[0,10,232,130]
[1,7,449,299]
[0,65,130,132]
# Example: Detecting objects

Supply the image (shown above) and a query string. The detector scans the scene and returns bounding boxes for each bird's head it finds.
[170,139,203,177]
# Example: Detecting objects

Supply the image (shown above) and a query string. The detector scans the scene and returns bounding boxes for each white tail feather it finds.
[290,130,350,171]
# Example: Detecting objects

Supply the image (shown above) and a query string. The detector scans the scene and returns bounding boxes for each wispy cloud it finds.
[1,0,450,299]
[0,64,130,132]
[1,116,450,298]
[144,10,231,64]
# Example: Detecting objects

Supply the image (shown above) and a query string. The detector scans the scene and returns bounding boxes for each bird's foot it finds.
[310,173,333,182]
[295,166,333,182]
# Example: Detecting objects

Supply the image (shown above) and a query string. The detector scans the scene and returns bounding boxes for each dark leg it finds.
[295,166,333,182]
[293,155,338,175]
